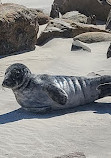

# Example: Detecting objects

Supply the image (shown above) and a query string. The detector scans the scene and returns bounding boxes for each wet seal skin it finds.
[2,63,111,113]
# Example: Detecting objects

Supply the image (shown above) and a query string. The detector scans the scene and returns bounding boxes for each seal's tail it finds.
[97,82,111,98]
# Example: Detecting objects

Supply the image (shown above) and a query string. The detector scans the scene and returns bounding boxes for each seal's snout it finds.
[2,79,6,87]
[2,79,9,87]
[2,79,10,87]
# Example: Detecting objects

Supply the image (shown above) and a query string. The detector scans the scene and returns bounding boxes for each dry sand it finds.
[0,1,111,158]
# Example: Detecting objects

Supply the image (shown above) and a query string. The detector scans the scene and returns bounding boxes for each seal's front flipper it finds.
[97,83,111,98]
[45,84,68,105]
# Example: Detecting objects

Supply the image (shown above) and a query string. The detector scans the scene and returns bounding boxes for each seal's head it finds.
[2,63,31,89]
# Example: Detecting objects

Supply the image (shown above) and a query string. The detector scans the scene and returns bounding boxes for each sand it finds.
[0,1,111,158]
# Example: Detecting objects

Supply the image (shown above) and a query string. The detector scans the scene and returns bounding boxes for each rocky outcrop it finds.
[73,32,111,43]
[55,152,86,158]
[0,3,39,55]
[37,18,109,45]
[62,11,88,24]
[51,0,110,21]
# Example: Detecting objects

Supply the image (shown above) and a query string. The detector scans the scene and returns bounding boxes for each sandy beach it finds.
[0,1,111,158]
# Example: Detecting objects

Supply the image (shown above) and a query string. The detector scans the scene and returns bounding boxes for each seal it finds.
[2,63,111,113]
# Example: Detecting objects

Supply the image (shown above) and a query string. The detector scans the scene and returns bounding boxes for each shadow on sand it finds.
[0,102,111,124]
[0,49,34,59]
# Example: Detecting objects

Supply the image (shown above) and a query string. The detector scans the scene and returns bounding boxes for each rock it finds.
[37,18,109,45]
[55,152,86,158]
[50,2,60,18]
[73,32,111,43]
[0,3,39,56]
[87,15,96,25]
[107,43,111,58]
[97,0,111,30]
[98,0,111,5]
[29,8,50,25]
[97,0,108,5]
[106,9,111,30]
[71,40,91,52]
[62,11,88,24]
[51,0,110,21]
[107,0,111,5]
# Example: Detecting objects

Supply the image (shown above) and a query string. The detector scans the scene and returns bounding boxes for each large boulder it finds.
[0,3,39,55]
[37,18,109,45]
[73,32,111,43]
[51,0,111,21]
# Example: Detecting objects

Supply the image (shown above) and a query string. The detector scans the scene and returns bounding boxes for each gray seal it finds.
[2,63,111,113]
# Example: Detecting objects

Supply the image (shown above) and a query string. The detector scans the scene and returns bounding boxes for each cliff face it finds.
[52,0,111,21]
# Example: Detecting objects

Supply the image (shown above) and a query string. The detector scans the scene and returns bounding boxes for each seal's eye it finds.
[15,71,21,78]
[11,70,21,79]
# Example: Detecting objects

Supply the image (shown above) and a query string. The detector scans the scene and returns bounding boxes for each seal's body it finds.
[2,63,111,113]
